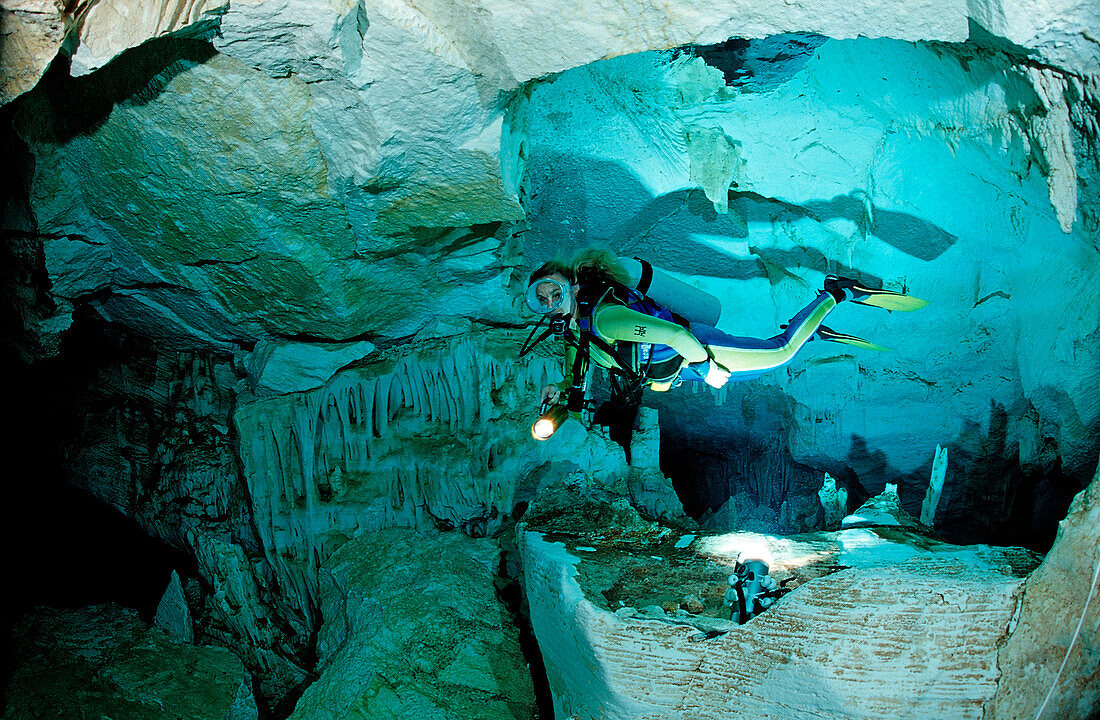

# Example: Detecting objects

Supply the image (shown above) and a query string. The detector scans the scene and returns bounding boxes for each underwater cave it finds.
[0,1,1098,719]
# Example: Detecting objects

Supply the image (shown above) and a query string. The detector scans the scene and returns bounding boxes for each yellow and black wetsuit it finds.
[559,290,838,392]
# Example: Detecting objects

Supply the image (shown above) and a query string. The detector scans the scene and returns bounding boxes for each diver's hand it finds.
[539,385,561,405]
[691,359,730,388]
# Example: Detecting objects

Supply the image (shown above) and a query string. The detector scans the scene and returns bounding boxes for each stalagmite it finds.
[153,569,194,644]
[818,472,848,528]
[921,445,948,527]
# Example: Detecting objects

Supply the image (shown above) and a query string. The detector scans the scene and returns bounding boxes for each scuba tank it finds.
[618,257,722,327]
[724,559,789,623]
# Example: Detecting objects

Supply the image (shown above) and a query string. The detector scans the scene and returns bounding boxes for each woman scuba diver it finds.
[522,249,927,412]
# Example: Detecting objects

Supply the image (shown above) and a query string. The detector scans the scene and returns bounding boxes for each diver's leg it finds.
[700,291,837,379]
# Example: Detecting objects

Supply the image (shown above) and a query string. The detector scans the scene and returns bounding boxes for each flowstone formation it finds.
[231,333,631,628]
[1,0,1099,718]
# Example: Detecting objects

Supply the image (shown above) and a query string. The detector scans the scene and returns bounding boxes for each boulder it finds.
[289,527,536,719]
[3,603,257,720]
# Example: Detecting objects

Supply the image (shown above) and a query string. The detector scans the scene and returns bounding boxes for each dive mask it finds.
[525,277,571,315]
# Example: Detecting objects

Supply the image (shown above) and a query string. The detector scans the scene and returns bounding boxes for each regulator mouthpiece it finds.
[531,403,569,441]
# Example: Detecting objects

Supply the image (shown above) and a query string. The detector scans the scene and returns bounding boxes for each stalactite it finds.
[355,380,373,458]
[376,375,390,438]
[231,335,597,634]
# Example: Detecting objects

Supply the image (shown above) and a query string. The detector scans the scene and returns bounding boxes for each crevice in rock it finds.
[495,508,554,720]
[182,254,260,267]
[650,384,1095,553]
[0,330,197,703]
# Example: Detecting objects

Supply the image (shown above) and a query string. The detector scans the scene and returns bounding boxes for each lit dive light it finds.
[531,403,569,441]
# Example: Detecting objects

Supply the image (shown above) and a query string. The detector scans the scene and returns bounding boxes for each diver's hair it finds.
[528,249,628,288]
[528,259,575,286]
[571,249,630,288]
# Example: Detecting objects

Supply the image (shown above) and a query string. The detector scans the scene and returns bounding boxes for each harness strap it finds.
[635,256,654,295]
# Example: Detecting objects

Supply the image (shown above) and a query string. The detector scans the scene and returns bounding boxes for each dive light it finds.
[531,402,569,441]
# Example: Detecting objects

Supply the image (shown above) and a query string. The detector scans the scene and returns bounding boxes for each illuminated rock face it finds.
[516,482,1093,720]
[518,39,1099,546]
[3,0,1095,356]
[231,337,629,623]
[0,0,66,105]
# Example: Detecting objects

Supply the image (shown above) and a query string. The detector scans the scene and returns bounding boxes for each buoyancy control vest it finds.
[574,275,691,385]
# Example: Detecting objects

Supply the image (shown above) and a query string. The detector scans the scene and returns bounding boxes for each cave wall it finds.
[229,334,630,625]
[15,311,316,703]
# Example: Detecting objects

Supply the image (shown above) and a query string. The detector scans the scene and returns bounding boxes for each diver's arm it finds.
[561,344,576,390]
[539,344,576,405]
[592,304,710,363]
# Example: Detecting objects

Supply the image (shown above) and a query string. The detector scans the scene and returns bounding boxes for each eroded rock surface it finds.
[3,603,257,720]
[518,485,1047,719]
[987,461,1100,720]
[232,333,628,624]
[0,0,66,105]
[289,527,536,719]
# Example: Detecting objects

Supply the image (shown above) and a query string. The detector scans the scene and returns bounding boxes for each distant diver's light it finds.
[531,404,569,440]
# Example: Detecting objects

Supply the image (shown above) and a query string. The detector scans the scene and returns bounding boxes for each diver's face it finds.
[535,277,565,309]
[527,273,574,316]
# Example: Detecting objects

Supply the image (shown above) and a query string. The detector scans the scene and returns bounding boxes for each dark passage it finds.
[0,341,192,705]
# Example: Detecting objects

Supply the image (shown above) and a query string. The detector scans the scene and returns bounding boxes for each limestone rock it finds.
[232,334,624,589]
[153,569,194,643]
[841,482,924,530]
[188,531,313,698]
[1027,66,1083,232]
[0,0,65,105]
[3,604,257,720]
[289,527,536,719]
[246,338,375,395]
[986,461,1100,720]
[49,323,313,703]
[817,472,848,528]
[628,407,691,523]
[519,503,1041,719]
[71,0,230,75]
[968,0,1100,78]
[920,445,949,526]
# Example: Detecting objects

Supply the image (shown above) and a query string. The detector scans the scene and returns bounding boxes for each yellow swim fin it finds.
[825,275,929,311]
[815,325,891,351]
[852,291,929,312]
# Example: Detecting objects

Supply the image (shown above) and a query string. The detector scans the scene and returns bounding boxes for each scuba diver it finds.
[520,250,927,428]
